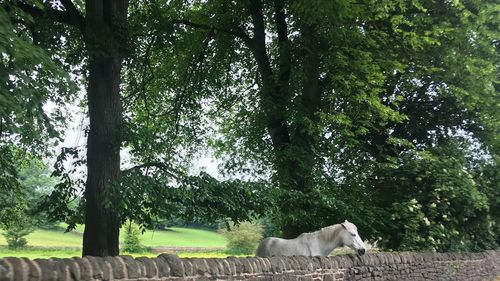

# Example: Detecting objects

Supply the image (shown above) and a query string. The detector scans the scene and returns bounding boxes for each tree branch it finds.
[59,0,84,30]
[171,19,253,47]
[121,162,183,180]
[273,0,291,100]
[14,0,85,34]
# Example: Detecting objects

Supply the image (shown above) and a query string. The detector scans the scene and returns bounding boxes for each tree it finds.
[2,0,267,256]
[2,0,497,255]
[0,153,53,249]
[81,0,128,257]
[0,204,34,249]
[1,0,128,256]
[127,0,498,239]
[373,139,497,251]
[122,221,145,253]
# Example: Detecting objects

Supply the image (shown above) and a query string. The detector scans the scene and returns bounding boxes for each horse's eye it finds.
[351,233,356,237]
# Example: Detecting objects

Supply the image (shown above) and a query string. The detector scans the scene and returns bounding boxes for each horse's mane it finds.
[319,224,343,242]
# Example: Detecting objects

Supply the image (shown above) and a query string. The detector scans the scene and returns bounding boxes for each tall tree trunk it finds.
[83,0,128,257]
[281,26,321,239]
[245,0,322,239]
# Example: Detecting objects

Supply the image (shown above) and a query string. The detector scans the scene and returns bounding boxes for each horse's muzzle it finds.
[357,249,366,255]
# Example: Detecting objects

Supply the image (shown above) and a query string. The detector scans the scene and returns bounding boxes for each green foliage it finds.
[112,169,273,231]
[123,0,499,242]
[40,147,85,232]
[3,228,30,249]
[0,146,23,220]
[0,205,34,249]
[1,0,80,233]
[122,221,145,253]
[0,150,57,249]
[0,2,79,154]
[373,140,497,252]
[1,0,498,254]
[219,221,264,255]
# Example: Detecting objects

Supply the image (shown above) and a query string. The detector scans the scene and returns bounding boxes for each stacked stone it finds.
[0,250,498,281]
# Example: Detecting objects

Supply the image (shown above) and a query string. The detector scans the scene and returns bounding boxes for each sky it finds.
[55,102,222,179]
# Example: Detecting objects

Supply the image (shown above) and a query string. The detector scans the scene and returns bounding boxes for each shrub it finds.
[0,206,34,249]
[122,221,145,253]
[4,228,30,249]
[219,221,264,255]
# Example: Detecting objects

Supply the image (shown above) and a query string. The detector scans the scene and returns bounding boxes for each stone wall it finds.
[0,250,498,281]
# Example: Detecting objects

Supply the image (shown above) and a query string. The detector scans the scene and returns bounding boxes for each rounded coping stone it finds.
[132,257,147,278]
[346,254,357,267]
[83,256,108,280]
[61,258,80,281]
[227,257,244,274]
[309,256,322,270]
[189,258,209,276]
[370,254,382,266]
[119,255,141,279]
[104,256,124,279]
[295,256,314,271]
[263,258,272,272]
[219,258,233,275]
[314,255,333,269]
[181,258,194,276]
[136,256,159,278]
[383,253,393,265]
[3,258,27,281]
[350,254,363,267]
[152,257,170,277]
[0,258,13,281]
[251,257,264,273]
[52,257,74,280]
[285,256,298,271]
[241,258,255,273]
[205,258,222,276]
[398,252,409,264]
[247,258,260,273]
[72,257,93,281]
[34,258,59,281]
[269,256,286,273]
[341,255,354,268]
[357,254,371,266]
[20,258,42,281]
[287,256,300,271]
[158,254,184,277]
[280,256,293,272]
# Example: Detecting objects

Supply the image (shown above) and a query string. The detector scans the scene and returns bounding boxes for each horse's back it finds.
[256,237,307,257]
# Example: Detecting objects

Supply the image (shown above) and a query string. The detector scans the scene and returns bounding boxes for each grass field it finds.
[0,226,227,248]
[0,225,229,258]
[130,227,227,248]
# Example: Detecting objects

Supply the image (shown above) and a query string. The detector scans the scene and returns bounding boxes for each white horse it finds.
[255,220,367,257]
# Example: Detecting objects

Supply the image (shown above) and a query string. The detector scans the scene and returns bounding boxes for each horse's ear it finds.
[345,219,349,223]
[341,223,347,229]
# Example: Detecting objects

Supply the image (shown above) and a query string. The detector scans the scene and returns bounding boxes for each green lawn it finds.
[0,226,227,249]
[0,229,83,248]
[0,225,228,259]
[0,246,82,259]
[134,227,227,248]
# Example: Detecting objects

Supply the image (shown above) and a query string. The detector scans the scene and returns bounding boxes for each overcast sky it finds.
[55,103,222,179]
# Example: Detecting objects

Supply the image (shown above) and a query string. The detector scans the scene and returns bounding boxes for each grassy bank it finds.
[0,225,230,259]
[0,226,227,248]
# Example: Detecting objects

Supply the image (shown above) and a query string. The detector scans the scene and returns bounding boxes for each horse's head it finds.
[340,220,366,255]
